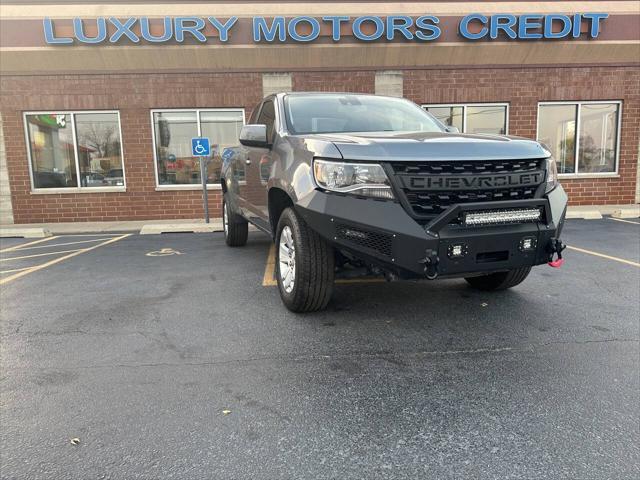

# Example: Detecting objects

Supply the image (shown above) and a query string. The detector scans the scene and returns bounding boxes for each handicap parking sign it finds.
[191,137,211,157]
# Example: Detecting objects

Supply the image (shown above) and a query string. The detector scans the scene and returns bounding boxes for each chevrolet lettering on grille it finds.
[399,171,544,191]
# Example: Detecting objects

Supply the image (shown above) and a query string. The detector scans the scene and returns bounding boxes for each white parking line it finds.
[0,234,131,286]
[566,245,640,268]
[0,266,33,275]
[609,217,640,225]
[0,248,83,262]
[10,237,111,251]
[0,236,58,253]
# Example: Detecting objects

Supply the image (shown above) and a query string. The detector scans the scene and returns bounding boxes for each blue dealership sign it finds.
[43,13,609,45]
[191,137,210,157]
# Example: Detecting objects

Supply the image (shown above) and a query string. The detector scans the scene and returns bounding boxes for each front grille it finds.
[405,187,538,216]
[335,224,393,257]
[389,159,545,219]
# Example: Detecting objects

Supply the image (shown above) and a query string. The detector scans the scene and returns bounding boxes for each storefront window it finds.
[423,103,508,134]
[153,109,245,186]
[26,114,76,188]
[153,111,198,185]
[466,105,507,134]
[25,112,124,190]
[578,104,619,174]
[200,110,245,184]
[425,106,463,132]
[75,113,124,186]
[538,102,620,175]
[537,105,577,174]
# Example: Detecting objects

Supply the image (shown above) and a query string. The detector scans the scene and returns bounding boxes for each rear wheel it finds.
[465,267,531,291]
[222,196,248,247]
[275,207,334,312]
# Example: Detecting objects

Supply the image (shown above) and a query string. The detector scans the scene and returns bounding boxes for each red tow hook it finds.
[548,257,564,268]
[547,238,566,268]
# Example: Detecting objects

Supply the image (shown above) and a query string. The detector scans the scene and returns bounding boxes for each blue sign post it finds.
[192,137,211,223]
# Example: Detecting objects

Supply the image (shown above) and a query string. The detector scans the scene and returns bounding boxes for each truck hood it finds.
[301,131,550,161]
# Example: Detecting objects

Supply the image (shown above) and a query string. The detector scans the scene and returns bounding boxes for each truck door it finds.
[234,101,260,219]
[244,99,275,231]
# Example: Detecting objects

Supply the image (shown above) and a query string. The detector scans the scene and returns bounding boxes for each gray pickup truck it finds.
[221,93,567,312]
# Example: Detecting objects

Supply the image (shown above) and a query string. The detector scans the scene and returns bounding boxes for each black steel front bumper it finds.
[296,186,568,279]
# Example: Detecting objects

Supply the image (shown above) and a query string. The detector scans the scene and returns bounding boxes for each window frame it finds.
[536,100,622,178]
[150,108,246,190]
[23,110,126,194]
[421,102,510,135]
[256,98,277,144]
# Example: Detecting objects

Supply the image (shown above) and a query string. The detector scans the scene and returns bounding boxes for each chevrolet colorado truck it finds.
[220,93,567,312]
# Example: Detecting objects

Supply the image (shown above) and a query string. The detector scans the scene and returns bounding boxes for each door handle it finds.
[245,159,252,165]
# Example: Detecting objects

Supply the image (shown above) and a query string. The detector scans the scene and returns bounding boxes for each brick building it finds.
[0,1,638,224]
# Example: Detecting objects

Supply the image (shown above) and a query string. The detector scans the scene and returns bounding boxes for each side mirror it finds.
[445,126,460,133]
[239,124,269,148]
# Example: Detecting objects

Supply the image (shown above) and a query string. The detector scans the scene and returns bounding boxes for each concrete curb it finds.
[565,209,603,220]
[0,227,51,238]
[140,222,224,235]
[611,206,640,219]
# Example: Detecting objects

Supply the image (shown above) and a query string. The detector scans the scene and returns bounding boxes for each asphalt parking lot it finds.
[1,217,638,480]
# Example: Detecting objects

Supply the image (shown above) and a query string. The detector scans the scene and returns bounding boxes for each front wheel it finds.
[465,267,532,291]
[276,207,334,312]
[222,196,248,247]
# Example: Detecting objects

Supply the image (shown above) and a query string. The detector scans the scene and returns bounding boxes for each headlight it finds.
[545,157,559,193]
[313,159,395,200]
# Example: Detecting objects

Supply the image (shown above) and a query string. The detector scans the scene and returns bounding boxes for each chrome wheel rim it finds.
[279,226,296,293]
[223,203,229,236]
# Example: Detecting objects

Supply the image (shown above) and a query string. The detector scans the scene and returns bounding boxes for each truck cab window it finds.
[249,102,261,124]
[257,100,276,142]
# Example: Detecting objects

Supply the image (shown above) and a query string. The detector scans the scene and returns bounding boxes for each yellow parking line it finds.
[566,245,640,268]
[0,236,58,253]
[609,217,640,225]
[262,244,277,286]
[262,244,386,287]
[0,234,131,286]
[12,237,110,251]
[336,277,385,284]
[0,248,82,262]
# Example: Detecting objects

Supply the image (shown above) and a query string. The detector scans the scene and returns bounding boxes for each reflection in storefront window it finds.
[75,113,124,186]
[200,110,245,184]
[425,106,463,132]
[153,110,245,186]
[423,104,507,135]
[25,112,125,189]
[538,102,619,175]
[578,104,618,174]
[26,114,77,188]
[537,104,577,174]
[153,111,199,185]
[466,105,507,134]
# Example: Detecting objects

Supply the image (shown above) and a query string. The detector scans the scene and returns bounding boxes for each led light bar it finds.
[463,208,542,227]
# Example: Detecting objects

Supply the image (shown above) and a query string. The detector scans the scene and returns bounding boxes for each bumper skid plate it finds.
[297,190,567,280]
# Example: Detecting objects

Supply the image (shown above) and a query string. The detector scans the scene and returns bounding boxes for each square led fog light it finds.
[447,243,468,259]
[519,236,537,252]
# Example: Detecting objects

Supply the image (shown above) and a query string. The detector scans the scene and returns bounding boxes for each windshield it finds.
[284,94,444,135]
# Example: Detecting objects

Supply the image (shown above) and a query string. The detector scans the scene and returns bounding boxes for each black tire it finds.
[464,267,532,291]
[275,207,334,312]
[222,196,248,247]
